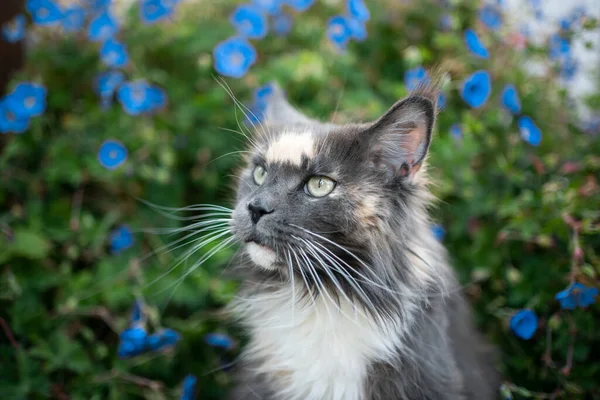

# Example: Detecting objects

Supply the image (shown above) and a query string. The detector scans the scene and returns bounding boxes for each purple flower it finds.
[509,309,538,340]
[464,29,489,59]
[460,70,491,108]
[213,36,257,79]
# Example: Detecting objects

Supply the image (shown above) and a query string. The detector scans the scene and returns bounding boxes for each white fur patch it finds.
[246,242,277,269]
[265,132,315,166]
[233,285,406,400]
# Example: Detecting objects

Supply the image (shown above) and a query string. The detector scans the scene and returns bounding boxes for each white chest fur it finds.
[234,285,405,400]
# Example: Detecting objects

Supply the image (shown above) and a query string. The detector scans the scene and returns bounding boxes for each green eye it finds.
[253,165,267,185]
[306,176,336,198]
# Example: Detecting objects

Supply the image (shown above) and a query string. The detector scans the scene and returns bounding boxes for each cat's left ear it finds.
[261,82,317,126]
[364,93,437,181]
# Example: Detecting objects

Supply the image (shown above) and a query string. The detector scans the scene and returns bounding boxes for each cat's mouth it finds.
[245,240,278,270]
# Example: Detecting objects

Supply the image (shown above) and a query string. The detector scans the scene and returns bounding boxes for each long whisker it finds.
[297,247,335,323]
[284,248,296,325]
[291,248,319,316]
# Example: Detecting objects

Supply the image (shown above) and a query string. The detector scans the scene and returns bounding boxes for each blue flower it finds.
[517,115,541,146]
[180,374,197,400]
[146,328,181,352]
[501,84,521,114]
[61,5,86,32]
[450,124,462,140]
[464,29,489,59]
[0,100,30,134]
[347,0,370,22]
[100,39,129,68]
[130,299,145,326]
[230,5,268,39]
[117,81,167,115]
[404,66,429,91]
[99,140,128,170]
[347,18,367,42]
[2,14,26,43]
[437,93,446,111]
[4,82,47,119]
[109,224,134,253]
[118,326,148,358]
[440,14,453,31]
[478,5,502,30]
[555,282,599,310]
[431,224,445,241]
[548,33,570,60]
[460,70,491,109]
[213,36,257,79]
[28,0,63,26]
[84,0,112,14]
[560,58,578,81]
[205,332,235,350]
[88,11,119,42]
[252,0,282,16]
[326,16,352,50]
[139,0,175,24]
[254,83,275,105]
[273,12,293,36]
[284,0,315,12]
[509,309,538,340]
[95,71,125,99]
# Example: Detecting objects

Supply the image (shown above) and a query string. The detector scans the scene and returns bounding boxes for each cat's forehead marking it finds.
[265,131,315,166]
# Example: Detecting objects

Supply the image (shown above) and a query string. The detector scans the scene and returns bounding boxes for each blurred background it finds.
[1,0,599,399]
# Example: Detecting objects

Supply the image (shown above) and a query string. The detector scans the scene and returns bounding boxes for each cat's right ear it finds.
[260,82,316,126]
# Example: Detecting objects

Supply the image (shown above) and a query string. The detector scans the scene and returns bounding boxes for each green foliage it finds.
[1,1,599,399]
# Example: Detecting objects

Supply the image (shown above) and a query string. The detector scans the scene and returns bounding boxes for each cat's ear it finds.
[261,82,316,126]
[364,91,438,181]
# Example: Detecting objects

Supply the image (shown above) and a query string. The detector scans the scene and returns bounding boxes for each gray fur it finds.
[225,80,500,399]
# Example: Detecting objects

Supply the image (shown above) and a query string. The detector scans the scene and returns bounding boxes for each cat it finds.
[224,78,500,400]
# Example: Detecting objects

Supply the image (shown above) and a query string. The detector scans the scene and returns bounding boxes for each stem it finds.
[0,316,20,349]
[542,321,554,367]
[561,315,576,376]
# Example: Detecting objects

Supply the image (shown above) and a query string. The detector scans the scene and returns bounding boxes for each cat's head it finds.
[230,80,447,309]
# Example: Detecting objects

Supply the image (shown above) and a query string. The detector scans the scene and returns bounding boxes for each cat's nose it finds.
[247,197,274,224]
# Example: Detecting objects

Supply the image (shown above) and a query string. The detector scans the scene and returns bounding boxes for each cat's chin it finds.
[245,241,278,270]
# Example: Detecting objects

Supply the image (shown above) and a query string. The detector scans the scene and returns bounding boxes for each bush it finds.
[1,0,599,399]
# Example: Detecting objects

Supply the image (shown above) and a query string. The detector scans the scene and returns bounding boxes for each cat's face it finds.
[230,83,438,284]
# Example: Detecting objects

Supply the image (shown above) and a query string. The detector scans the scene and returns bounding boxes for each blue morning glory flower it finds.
[29,0,63,26]
[347,18,367,42]
[88,11,119,42]
[100,39,129,68]
[213,36,257,79]
[326,16,352,50]
[560,58,578,81]
[347,0,370,22]
[2,14,26,43]
[449,124,462,140]
[95,71,125,99]
[460,70,491,109]
[139,0,175,24]
[509,309,538,340]
[230,5,268,39]
[548,33,570,60]
[478,5,502,30]
[118,326,148,358]
[437,93,446,111]
[517,115,541,146]
[252,0,282,15]
[0,100,30,134]
[109,224,133,253]
[4,82,47,119]
[273,12,293,36]
[464,29,489,59]
[431,224,445,241]
[555,282,599,309]
[99,140,128,170]
[180,374,197,400]
[130,299,145,326]
[146,328,181,352]
[254,83,274,105]
[117,81,167,115]
[61,5,86,32]
[205,332,235,350]
[501,84,521,114]
[404,66,429,91]
[284,0,315,12]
